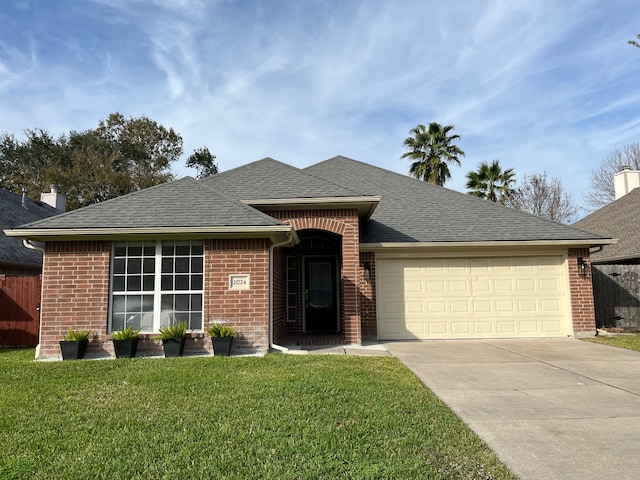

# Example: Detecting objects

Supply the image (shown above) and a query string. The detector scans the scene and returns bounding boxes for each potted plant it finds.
[60,329,91,360]
[206,323,236,356]
[157,321,187,357]
[111,326,142,358]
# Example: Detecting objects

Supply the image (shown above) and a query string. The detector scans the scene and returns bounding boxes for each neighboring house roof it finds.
[572,187,640,263]
[0,189,62,268]
[306,156,610,245]
[5,156,612,248]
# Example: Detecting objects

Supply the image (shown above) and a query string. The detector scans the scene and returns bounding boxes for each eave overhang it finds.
[243,196,381,220]
[3,225,298,245]
[360,238,617,254]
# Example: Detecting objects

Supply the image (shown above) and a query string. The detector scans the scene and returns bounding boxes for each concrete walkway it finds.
[385,339,640,480]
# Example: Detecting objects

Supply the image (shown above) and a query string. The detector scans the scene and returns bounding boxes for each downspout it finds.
[269,232,294,352]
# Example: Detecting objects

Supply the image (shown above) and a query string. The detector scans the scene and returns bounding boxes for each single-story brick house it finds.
[4,156,612,359]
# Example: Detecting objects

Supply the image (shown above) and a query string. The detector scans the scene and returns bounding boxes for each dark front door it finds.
[304,257,338,332]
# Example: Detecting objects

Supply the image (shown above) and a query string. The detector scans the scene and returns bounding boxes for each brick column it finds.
[567,248,596,337]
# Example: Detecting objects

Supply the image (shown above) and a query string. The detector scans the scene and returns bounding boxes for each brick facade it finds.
[358,251,377,341]
[38,241,111,358]
[267,209,361,345]
[567,248,597,337]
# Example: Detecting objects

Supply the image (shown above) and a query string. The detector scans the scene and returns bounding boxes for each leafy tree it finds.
[95,113,181,190]
[0,113,186,210]
[465,160,515,204]
[186,146,219,178]
[507,172,579,224]
[586,142,640,209]
[401,122,465,186]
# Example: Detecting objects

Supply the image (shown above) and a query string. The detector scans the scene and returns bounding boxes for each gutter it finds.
[269,232,296,353]
[23,239,45,253]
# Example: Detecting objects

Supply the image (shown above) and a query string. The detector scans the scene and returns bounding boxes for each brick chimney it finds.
[40,184,66,212]
[613,166,640,199]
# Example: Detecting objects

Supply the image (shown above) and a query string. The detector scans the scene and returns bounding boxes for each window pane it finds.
[161,275,173,291]
[143,258,155,273]
[113,258,125,275]
[191,257,203,273]
[191,244,203,256]
[175,257,189,273]
[161,258,173,274]
[126,295,141,312]
[142,295,154,312]
[113,276,125,292]
[175,275,189,290]
[191,275,203,290]
[191,294,202,311]
[143,245,155,256]
[143,275,155,291]
[161,294,173,310]
[112,314,125,331]
[190,312,202,330]
[127,258,141,274]
[175,244,190,256]
[125,313,142,330]
[175,294,189,311]
[112,296,125,313]
[129,244,142,256]
[162,244,174,256]
[114,244,127,257]
[175,312,190,323]
[127,276,141,291]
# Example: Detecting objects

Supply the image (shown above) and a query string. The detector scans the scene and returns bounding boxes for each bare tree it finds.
[508,172,579,224]
[586,142,640,209]
[629,34,640,49]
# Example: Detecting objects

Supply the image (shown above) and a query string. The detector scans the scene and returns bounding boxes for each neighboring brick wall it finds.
[267,209,361,344]
[204,239,270,352]
[359,252,377,341]
[38,241,111,359]
[568,248,597,337]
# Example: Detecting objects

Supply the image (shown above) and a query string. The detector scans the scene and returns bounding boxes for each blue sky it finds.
[1,0,640,218]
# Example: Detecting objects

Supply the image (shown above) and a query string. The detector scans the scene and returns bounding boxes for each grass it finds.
[0,349,515,480]
[583,332,640,352]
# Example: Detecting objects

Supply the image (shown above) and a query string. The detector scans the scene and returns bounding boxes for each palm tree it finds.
[401,123,465,186]
[465,160,516,204]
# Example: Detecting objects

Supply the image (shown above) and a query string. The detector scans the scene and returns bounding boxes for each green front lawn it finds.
[584,332,640,352]
[0,349,515,479]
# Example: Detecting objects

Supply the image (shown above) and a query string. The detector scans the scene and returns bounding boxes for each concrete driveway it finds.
[385,339,640,480]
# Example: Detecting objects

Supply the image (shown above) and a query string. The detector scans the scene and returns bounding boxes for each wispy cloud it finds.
[1,0,640,215]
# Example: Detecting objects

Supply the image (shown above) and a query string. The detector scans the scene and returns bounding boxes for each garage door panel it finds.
[377,256,570,340]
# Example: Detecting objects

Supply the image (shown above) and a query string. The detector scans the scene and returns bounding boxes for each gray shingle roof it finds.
[201,157,366,199]
[305,156,609,244]
[572,188,640,262]
[0,189,62,267]
[17,177,284,230]
[8,156,610,247]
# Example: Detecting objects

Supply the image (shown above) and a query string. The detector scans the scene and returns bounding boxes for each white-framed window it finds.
[109,240,204,333]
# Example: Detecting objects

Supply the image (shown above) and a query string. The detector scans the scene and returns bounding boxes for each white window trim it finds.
[108,240,205,333]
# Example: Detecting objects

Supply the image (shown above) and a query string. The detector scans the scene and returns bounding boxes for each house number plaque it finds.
[229,274,250,290]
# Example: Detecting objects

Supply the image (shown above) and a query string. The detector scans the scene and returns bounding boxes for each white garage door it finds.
[377,256,571,340]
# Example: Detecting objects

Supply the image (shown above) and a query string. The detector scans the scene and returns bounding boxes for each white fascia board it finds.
[4,225,294,241]
[243,196,381,219]
[360,239,617,252]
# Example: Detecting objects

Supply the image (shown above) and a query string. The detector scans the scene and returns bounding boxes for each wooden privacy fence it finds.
[0,274,42,347]
[592,264,640,331]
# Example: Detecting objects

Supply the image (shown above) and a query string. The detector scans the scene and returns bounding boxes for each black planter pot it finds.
[113,338,139,358]
[162,337,186,357]
[60,340,88,360]
[211,336,233,356]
